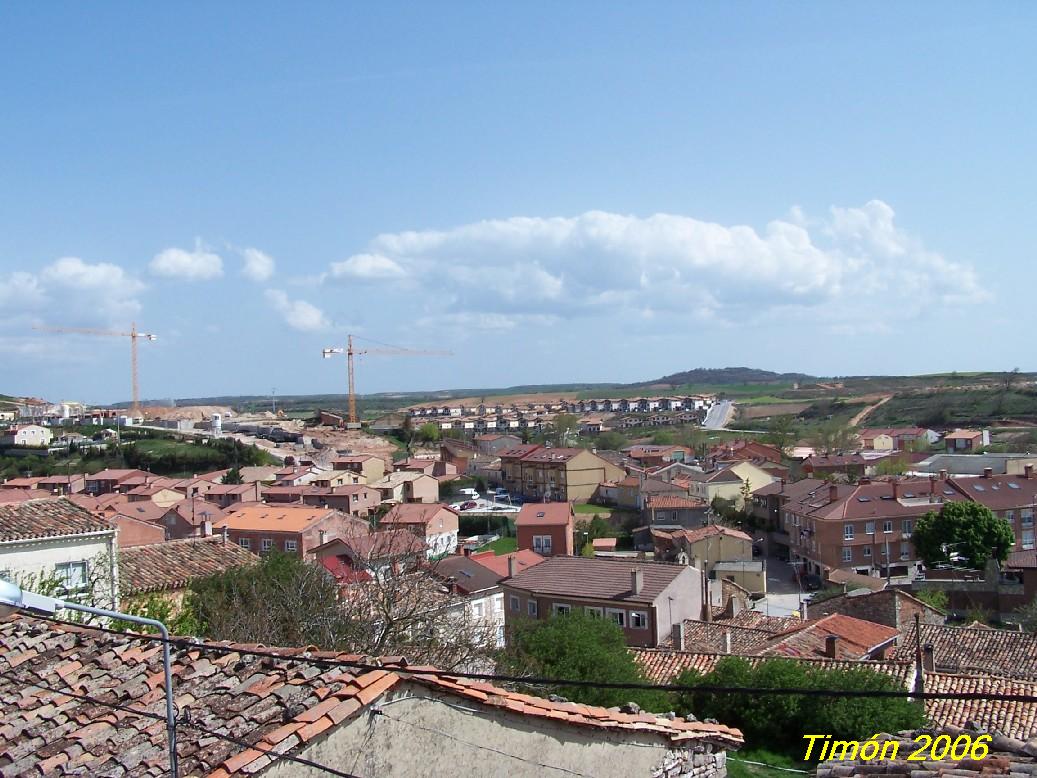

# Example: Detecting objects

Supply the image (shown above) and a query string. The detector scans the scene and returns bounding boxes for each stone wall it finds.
[653,743,728,778]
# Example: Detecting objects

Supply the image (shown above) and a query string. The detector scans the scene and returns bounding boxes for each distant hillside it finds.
[635,367,818,388]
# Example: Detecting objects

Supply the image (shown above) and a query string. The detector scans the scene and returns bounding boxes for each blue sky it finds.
[1,3,1034,404]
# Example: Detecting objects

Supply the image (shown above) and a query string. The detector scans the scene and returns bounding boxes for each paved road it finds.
[703,400,734,430]
[750,553,809,618]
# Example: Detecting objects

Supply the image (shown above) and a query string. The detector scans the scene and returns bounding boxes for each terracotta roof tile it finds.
[505,556,691,603]
[894,623,1037,679]
[119,536,259,595]
[0,497,115,542]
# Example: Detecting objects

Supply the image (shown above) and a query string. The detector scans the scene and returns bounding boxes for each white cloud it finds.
[0,257,146,324]
[264,289,330,332]
[328,203,987,329]
[150,243,224,280]
[241,248,275,282]
[329,253,406,281]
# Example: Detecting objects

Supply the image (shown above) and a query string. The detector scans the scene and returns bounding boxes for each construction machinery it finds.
[322,334,451,426]
[34,322,157,418]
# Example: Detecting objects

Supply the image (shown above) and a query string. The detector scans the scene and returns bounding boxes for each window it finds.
[239,538,251,550]
[532,535,552,554]
[606,609,626,627]
[866,521,875,535]
[902,520,913,537]
[1024,510,1035,527]
[493,594,503,613]
[841,547,852,562]
[472,602,484,619]
[863,546,872,558]
[0,569,11,582]
[54,561,88,591]
[1006,511,1016,522]
[900,541,911,559]
[284,540,298,552]
[551,603,570,616]
[510,595,520,612]
[1025,530,1036,551]
[261,538,273,552]
[883,521,893,534]
[528,600,539,617]
[630,611,648,629]
[843,524,854,541]
[584,606,603,618]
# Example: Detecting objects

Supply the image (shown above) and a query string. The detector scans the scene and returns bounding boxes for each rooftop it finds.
[469,549,544,577]
[0,617,743,776]
[212,505,339,534]
[515,502,573,526]
[0,497,115,543]
[893,623,1037,680]
[119,536,259,595]
[380,502,456,525]
[506,556,690,604]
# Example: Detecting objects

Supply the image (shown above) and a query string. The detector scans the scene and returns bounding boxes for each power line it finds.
[0,666,362,778]
[21,613,1037,704]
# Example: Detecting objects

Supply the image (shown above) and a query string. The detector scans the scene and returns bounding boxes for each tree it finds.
[809,421,857,457]
[912,501,1014,570]
[911,588,949,612]
[221,467,243,485]
[417,423,440,444]
[651,430,675,446]
[674,657,924,756]
[595,431,627,451]
[552,413,579,446]
[763,416,797,455]
[500,610,672,711]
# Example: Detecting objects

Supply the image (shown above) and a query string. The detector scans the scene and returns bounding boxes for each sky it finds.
[1,3,1035,404]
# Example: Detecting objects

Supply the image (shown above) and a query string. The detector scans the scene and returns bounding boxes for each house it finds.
[83,468,151,495]
[0,424,53,448]
[499,445,625,503]
[625,445,693,468]
[310,470,366,488]
[805,588,945,630]
[858,427,932,452]
[681,468,745,507]
[331,453,386,482]
[118,535,258,608]
[893,621,1037,680]
[33,473,85,495]
[380,503,459,557]
[503,556,705,648]
[0,497,118,607]
[710,440,783,465]
[779,477,969,582]
[106,507,168,547]
[272,465,322,487]
[944,428,990,452]
[469,548,545,577]
[801,453,884,480]
[516,502,575,557]
[652,525,764,594]
[642,495,709,528]
[912,452,1037,477]
[939,468,1037,553]
[157,500,230,540]
[394,457,459,480]
[212,504,369,557]
[372,471,440,504]
[750,477,827,543]
[436,553,509,647]
[0,617,743,777]
[200,481,264,508]
[310,529,426,583]
[0,476,44,491]
[125,481,186,508]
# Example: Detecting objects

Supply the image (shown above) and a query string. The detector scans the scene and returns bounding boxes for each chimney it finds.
[939,469,948,480]
[319,529,328,546]
[724,630,732,654]
[799,600,808,620]
[202,520,212,538]
[922,643,935,672]
[1026,464,1034,480]
[780,478,786,493]
[929,475,937,499]
[631,568,643,596]
[730,596,743,617]
[828,483,838,503]
[672,623,685,651]
[983,467,993,479]
[825,635,838,658]
[507,555,517,578]
[891,481,899,499]
[221,526,229,543]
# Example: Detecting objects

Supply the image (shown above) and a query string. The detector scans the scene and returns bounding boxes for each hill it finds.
[634,367,818,388]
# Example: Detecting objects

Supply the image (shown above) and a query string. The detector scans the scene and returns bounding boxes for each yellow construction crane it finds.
[322,334,451,425]
[34,322,157,417]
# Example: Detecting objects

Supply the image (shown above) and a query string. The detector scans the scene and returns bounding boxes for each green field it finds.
[477,537,517,554]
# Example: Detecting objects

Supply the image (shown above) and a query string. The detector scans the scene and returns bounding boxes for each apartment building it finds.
[515,502,575,557]
[499,445,625,503]
[212,505,368,557]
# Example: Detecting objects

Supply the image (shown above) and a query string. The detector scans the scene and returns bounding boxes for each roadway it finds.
[703,400,734,430]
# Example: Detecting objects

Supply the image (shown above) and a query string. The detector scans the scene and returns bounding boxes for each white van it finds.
[457,488,480,501]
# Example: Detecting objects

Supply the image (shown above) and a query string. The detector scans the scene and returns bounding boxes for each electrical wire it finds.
[23,612,1037,704]
[728,757,811,774]
[0,666,362,778]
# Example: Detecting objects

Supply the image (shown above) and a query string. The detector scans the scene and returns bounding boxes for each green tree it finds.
[500,610,672,711]
[418,423,441,444]
[651,429,675,446]
[763,416,797,455]
[912,501,1014,570]
[552,413,580,446]
[674,657,924,757]
[595,431,627,451]
[221,467,244,485]
[911,588,949,612]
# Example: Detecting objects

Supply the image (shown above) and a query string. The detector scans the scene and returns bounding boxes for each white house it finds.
[436,554,508,649]
[1,424,53,448]
[0,498,118,608]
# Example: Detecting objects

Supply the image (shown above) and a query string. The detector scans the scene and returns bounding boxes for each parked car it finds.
[801,574,824,591]
[459,501,478,511]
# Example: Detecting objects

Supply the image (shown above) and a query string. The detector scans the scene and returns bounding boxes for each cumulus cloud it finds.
[264,289,330,332]
[329,253,406,281]
[328,202,987,329]
[1,257,145,324]
[241,248,275,282]
[150,243,223,280]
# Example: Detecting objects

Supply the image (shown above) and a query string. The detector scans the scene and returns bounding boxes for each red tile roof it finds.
[0,617,743,776]
[0,497,115,542]
[119,536,259,595]
[762,614,900,659]
[469,549,544,577]
[380,503,457,526]
[506,556,690,604]
[893,623,1037,679]
[515,502,573,527]
[644,496,707,510]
